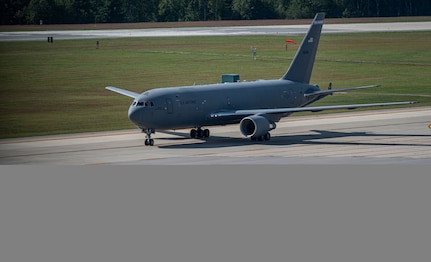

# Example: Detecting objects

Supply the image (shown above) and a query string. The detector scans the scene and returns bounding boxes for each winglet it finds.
[281,12,325,83]
[105,86,140,99]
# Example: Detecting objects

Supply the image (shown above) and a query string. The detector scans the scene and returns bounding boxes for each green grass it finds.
[1,31,430,138]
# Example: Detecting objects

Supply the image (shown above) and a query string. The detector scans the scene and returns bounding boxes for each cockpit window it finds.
[134,101,154,107]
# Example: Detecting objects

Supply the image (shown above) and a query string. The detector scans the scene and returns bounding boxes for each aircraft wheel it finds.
[203,129,210,138]
[250,136,257,141]
[264,133,271,141]
[190,129,197,138]
[197,129,203,138]
[145,139,155,146]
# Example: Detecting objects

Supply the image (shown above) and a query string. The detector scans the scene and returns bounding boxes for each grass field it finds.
[1,31,430,138]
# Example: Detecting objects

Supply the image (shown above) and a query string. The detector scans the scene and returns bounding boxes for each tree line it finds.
[2,0,430,25]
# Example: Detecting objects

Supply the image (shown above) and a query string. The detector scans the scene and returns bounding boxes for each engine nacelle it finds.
[240,115,275,139]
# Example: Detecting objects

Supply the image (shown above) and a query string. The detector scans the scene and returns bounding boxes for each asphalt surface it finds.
[1,107,430,165]
[1,21,431,42]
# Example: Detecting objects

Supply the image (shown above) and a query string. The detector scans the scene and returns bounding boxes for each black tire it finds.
[197,129,203,138]
[190,129,197,138]
[203,129,210,138]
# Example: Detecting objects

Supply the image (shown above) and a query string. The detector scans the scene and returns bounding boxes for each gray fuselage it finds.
[128,79,320,130]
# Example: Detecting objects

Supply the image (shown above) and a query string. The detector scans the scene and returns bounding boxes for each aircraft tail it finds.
[281,12,325,83]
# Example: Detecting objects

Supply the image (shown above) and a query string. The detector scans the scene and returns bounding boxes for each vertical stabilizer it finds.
[281,13,325,83]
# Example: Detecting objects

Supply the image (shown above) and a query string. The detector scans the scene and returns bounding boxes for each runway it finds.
[1,106,430,165]
[1,21,431,42]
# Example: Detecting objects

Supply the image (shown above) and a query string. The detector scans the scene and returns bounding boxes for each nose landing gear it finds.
[144,138,154,146]
[142,128,155,146]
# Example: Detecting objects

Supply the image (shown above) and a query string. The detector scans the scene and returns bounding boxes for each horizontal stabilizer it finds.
[106,86,140,99]
[210,101,417,118]
[304,85,381,97]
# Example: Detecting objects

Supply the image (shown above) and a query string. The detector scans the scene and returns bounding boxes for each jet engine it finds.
[240,115,275,140]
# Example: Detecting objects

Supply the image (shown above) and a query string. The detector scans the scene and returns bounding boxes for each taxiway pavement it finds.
[1,107,430,165]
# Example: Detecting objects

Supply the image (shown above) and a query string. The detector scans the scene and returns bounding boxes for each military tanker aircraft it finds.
[106,13,415,146]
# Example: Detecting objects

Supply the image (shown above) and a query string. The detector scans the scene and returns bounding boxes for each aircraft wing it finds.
[304,85,380,97]
[210,101,416,118]
[106,86,140,99]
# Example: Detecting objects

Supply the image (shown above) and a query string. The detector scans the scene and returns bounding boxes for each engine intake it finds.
[240,115,275,139]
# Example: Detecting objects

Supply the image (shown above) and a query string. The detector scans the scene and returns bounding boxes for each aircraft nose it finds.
[128,106,142,126]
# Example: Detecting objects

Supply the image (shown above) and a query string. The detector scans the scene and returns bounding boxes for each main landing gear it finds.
[250,132,271,141]
[190,128,210,139]
[143,128,155,146]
